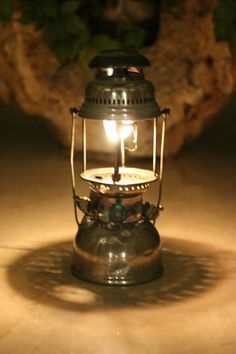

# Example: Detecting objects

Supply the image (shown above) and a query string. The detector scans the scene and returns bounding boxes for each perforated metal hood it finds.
[79,50,161,120]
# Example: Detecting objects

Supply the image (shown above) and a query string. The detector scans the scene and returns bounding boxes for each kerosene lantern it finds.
[69,50,169,285]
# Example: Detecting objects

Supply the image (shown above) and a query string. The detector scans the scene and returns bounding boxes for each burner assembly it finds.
[69,50,170,285]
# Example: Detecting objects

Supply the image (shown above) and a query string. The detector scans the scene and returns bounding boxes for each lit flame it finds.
[103,120,133,142]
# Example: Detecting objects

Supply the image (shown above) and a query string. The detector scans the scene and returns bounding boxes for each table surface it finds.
[0,97,236,354]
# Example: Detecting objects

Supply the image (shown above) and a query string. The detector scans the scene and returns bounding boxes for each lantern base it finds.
[71,218,163,286]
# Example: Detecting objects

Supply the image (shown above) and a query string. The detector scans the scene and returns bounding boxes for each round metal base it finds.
[72,218,163,286]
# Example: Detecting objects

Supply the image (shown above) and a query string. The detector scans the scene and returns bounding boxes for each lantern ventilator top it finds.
[79,49,161,121]
[70,50,169,213]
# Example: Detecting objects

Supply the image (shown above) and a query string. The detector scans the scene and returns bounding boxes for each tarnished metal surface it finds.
[70,50,167,285]
[79,50,161,120]
[72,217,162,285]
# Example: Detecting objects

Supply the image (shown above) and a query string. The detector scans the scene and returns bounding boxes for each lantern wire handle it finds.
[157,108,170,212]
[70,107,80,226]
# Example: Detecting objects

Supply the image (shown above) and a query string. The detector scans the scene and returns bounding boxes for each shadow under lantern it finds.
[70,50,170,285]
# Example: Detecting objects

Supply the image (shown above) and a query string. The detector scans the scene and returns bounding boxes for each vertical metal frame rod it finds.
[70,108,80,226]
[157,108,170,211]
[153,117,157,175]
[82,118,87,172]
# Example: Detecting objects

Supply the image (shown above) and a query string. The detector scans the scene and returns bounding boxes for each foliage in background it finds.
[1,0,234,66]
[214,0,236,42]
[0,0,147,66]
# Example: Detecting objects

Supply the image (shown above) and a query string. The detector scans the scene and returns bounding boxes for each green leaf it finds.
[52,39,72,64]
[61,1,80,15]
[69,33,91,60]
[20,7,37,25]
[79,47,97,71]
[64,14,87,35]
[35,15,49,30]
[122,22,146,48]
[52,30,91,64]
[88,1,104,18]
[0,0,12,21]
[51,17,68,39]
[90,34,117,51]
[68,38,83,60]
[214,0,236,41]
[43,0,59,18]
[68,41,80,61]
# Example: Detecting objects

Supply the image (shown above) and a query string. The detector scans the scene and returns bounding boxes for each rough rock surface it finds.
[0,0,234,156]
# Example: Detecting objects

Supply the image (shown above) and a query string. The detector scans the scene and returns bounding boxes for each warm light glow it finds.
[103,120,133,142]
[106,68,114,76]
[101,67,114,76]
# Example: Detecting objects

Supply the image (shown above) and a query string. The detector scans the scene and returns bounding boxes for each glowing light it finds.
[106,68,114,76]
[103,120,133,142]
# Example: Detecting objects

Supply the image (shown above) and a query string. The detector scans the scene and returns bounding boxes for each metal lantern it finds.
[69,50,170,285]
